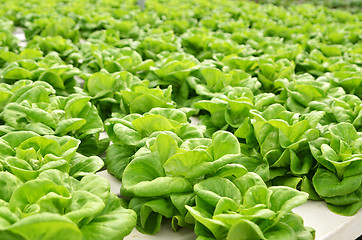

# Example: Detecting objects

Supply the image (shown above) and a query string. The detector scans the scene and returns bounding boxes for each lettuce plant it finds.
[221,54,259,75]
[82,70,149,119]
[237,104,326,192]
[0,131,103,181]
[0,80,102,135]
[26,35,79,62]
[0,49,81,95]
[186,174,314,240]
[79,44,154,74]
[194,87,276,137]
[187,68,261,99]
[104,108,204,178]
[309,123,362,215]
[0,80,55,112]
[136,31,181,60]
[83,69,177,119]
[275,73,343,113]
[120,85,175,115]
[23,16,80,43]
[0,82,106,156]
[308,94,362,129]
[0,169,137,240]
[257,58,295,92]
[1,93,103,138]
[122,131,242,234]
[84,29,140,49]
[181,28,243,60]
[295,49,331,77]
[148,52,199,104]
[319,68,362,99]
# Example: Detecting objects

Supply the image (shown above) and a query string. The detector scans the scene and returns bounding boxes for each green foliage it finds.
[0,170,136,240]
[0,0,360,239]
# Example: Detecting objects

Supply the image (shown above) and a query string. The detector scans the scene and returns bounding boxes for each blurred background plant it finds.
[250,0,361,12]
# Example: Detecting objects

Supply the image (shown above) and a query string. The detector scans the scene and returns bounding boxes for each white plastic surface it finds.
[96,170,362,240]
[294,201,362,240]
[13,27,27,48]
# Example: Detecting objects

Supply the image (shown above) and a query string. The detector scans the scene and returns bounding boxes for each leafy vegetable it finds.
[309,123,362,215]
[0,131,103,181]
[104,108,204,178]
[0,170,137,240]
